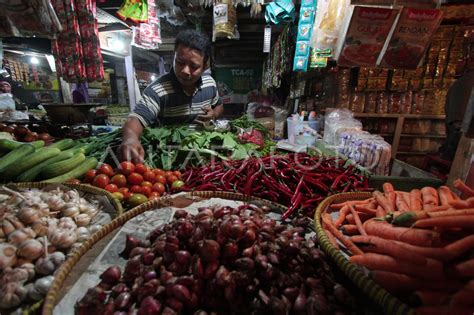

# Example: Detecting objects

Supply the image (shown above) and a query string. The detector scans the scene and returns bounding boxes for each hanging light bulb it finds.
[30,56,39,64]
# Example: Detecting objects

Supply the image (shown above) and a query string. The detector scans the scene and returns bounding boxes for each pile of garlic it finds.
[0,187,103,310]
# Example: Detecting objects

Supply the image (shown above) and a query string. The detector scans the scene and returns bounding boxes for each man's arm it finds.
[119,117,145,163]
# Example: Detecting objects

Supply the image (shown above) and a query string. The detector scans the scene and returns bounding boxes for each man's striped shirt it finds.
[129,70,221,127]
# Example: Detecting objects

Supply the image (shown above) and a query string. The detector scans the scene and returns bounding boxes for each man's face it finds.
[0,82,11,93]
[173,44,207,88]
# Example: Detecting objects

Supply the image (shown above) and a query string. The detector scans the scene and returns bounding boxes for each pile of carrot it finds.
[323,179,474,314]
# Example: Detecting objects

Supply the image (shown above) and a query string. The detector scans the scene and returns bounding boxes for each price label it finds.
[263,25,271,53]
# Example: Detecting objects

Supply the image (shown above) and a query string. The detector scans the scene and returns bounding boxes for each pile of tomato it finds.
[81,162,184,207]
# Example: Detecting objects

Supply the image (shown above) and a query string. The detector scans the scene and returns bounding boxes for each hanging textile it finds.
[51,0,105,82]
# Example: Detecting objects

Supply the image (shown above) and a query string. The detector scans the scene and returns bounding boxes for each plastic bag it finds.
[237,128,265,149]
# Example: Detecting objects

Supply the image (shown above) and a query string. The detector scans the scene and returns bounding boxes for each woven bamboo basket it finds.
[1,182,123,315]
[314,192,415,315]
[42,191,287,315]
[8,182,123,216]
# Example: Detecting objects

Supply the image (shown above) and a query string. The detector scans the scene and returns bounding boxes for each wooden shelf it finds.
[401,134,446,138]
[397,151,438,155]
[354,113,445,119]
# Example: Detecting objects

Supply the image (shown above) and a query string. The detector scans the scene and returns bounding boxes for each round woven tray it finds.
[8,182,123,216]
[42,191,287,315]
[314,192,414,315]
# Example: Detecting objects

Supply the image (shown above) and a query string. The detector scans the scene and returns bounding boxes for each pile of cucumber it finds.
[0,138,98,183]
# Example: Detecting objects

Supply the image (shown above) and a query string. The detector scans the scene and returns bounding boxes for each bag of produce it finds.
[212,0,238,41]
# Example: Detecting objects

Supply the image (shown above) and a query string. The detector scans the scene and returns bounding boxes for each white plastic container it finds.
[287,118,320,145]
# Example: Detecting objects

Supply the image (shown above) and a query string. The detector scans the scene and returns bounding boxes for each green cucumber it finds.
[0,144,35,174]
[48,139,75,150]
[41,153,86,179]
[16,150,76,182]
[42,157,98,183]
[0,139,44,152]
[2,147,61,181]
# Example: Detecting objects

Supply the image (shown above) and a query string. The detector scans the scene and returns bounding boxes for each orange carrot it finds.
[341,224,359,235]
[421,187,439,210]
[387,191,397,212]
[428,208,474,218]
[324,228,339,249]
[367,201,378,209]
[383,182,395,193]
[373,191,394,213]
[364,220,441,247]
[350,253,444,280]
[450,288,474,306]
[466,197,474,207]
[410,189,423,211]
[445,235,474,259]
[334,205,350,227]
[448,200,470,209]
[415,305,474,315]
[425,204,451,212]
[399,191,411,207]
[375,206,385,218]
[413,290,451,306]
[371,270,463,294]
[330,199,371,210]
[388,240,451,261]
[354,204,377,215]
[349,204,367,236]
[346,212,373,224]
[453,179,474,198]
[454,258,474,277]
[351,235,427,264]
[395,192,410,212]
[414,215,474,229]
[438,186,456,206]
[322,215,363,255]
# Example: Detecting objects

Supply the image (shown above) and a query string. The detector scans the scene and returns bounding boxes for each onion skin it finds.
[100,266,121,286]
[120,235,141,258]
[138,296,162,315]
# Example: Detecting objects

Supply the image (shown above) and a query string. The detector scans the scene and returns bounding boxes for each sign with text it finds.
[214,67,262,104]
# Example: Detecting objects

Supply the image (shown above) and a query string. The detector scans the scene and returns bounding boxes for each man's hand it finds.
[195,104,224,125]
[118,139,145,164]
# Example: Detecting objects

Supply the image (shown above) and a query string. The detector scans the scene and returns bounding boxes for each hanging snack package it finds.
[379,8,443,69]
[310,0,350,59]
[336,6,399,67]
[293,0,316,72]
[213,0,238,41]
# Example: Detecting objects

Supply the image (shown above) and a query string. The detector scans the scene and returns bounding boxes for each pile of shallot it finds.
[76,204,356,314]
[0,187,103,311]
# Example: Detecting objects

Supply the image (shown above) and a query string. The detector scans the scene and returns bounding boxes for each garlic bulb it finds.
[75,227,90,242]
[74,213,91,227]
[0,282,27,309]
[3,215,24,230]
[80,205,99,218]
[34,275,54,295]
[0,243,17,270]
[58,217,76,230]
[31,220,48,237]
[48,229,77,249]
[35,251,66,276]
[7,228,36,245]
[37,237,56,254]
[17,206,41,225]
[0,219,15,237]
[25,283,43,301]
[44,195,65,211]
[62,202,80,217]
[88,224,102,234]
[64,190,81,201]
[18,263,35,281]
[17,239,44,260]
[0,266,32,284]
[68,242,83,256]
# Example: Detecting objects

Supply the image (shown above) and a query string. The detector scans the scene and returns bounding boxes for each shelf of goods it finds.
[354,113,446,162]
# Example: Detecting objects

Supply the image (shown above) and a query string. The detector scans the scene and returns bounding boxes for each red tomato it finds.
[166,175,178,184]
[127,172,143,185]
[164,171,173,177]
[118,187,129,195]
[98,163,115,177]
[93,174,110,189]
[155,175,166,185]
[123,192,132,200]
[148,191,160,198]
[67,178,81,184]
[140,186,152,196]
[84,169,97,182]
[143,170,156,183]
[141,181,153,188]
[153,169,165,177]
[119,161,135,175]
[135,163,148,174]
[105,184,119,193]
[173,170,182,178]
[152,183,165,194]
[111,174,127,188]
[130,185,142,193]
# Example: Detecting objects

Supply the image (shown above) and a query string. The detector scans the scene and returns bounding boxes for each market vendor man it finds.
[119,30,224,163]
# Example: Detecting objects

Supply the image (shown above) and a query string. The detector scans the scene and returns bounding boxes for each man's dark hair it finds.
[175,29,211,64]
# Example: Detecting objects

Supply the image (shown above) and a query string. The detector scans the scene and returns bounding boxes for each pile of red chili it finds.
[183,153,369,219]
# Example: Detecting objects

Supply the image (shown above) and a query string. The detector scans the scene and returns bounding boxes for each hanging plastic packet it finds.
[265,0,295,25]
[293,0,316,72]
[212,0,238,41]
[117,0,148,23]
